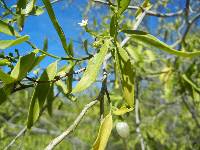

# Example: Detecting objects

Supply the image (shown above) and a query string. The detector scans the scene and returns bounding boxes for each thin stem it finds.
[44,100,98,150]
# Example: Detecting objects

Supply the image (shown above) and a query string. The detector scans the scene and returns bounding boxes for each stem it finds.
[44,100,98,150]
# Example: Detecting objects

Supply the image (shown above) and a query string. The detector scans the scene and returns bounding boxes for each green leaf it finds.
[31,6,44,16]
[0,84,13,105]
[16,14,25,32]
[10,52,36,81]
[72,40,110,93]
[110,14,118,38]
[0,59,11,66]
[117,0,131,15]
[92,112,113,150]
[122,30,200,57]
[21,0,36,14]
[27,61,57,129]
[0,35,29,49]
[42,0,69,55]
[47,84,54,116]
[135,0,152,19]
[116,45,135,107]
[0,69,15,84]
[0,20,19,36]
[113,106,133,115]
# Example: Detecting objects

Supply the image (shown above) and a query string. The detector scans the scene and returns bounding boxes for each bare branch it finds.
[92,0,183,17]
[4,127,27,150]
[44,100,98,150]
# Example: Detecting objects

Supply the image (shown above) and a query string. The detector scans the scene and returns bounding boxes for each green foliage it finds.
[0,36,29,49]
[0,0,200,149]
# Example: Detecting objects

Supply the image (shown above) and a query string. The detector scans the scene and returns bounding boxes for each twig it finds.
[4,127,27,150]
[135,77,145,150]
[92,0,183,17]
[44,100,98,150]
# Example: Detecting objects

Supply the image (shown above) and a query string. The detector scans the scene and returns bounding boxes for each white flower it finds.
[116,122,130,138]
[78,19,88,27]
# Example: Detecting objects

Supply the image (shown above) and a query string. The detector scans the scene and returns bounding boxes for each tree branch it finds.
[44,100,98,150]
[92,0,183,17]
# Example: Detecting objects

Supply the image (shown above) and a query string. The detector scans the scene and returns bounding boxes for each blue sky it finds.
[0,0,193,70]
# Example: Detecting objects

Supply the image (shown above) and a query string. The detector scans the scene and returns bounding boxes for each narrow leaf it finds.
[122,30,200,57]
[117,0,131,15]
[27,61,57,128]
[0,35,29,49]
[10,52,36,81]
[116,45,135,107]
[110,14,118,38]
[72,40,110,93]
[0,20,19,36]
[92,112,113,150]
[42,0,69,55]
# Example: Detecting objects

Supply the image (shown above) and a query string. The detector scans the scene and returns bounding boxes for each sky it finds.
[0,0,195,70]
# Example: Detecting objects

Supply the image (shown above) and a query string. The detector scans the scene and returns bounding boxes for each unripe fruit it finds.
[116,122,130,138]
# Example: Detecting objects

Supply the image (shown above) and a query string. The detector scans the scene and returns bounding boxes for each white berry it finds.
[116,122,130,138]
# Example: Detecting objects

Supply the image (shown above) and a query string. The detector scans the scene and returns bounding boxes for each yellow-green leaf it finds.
[117,0,131,15]
[135,0,152,19]
[27,61,57,129]
[0,69,15,84]
[0,35,29,49]
[0,20,19,36]
[72,40,110,93]
[42,0,69,55]
[116,45,135,107]
[113,106,133,115]
[122,30,200,57]
[92,112,113,150]
[0,59,11,66]
[10,52,36,81]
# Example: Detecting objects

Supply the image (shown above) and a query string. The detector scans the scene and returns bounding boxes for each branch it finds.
[44,100,98,150]
[135,78,146,150]
[4,127,27,150]
[92,0,183,17]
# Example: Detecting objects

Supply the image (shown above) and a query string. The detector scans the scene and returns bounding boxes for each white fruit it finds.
[116,122,130,138]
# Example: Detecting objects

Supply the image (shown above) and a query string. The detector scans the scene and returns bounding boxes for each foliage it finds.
[0,0,200,150]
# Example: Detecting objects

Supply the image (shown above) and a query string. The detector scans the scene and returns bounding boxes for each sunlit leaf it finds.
[10,52,36,81]
[21,0,36,14]
[0,69,15,84]
[27,61,57,128]
[117,0,131,15]
[72,40,110,93]
[42,0,69,55]
[122,30,200,57]
[116,45,135,107]
[0,35,29,49]
[0,20,19,36]
[113,106,133,115]
[135,0,152,19]
[92,112,113,150]
[0,59,11,66]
